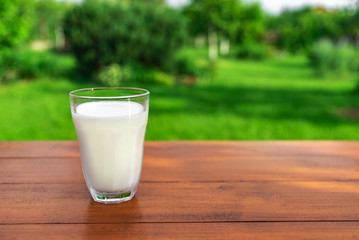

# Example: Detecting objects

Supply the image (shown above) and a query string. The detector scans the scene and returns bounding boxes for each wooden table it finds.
[0,141,358,239]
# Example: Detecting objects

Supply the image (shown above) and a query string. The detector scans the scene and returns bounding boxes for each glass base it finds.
[89,185,137,204]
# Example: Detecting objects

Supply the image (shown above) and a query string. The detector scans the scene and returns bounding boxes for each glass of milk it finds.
[69,87,149,204]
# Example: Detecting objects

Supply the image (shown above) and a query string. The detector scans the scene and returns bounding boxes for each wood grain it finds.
[0,141,358,239]
[1,222,358,240]
[0,155,358,183]
[1,142,358,183]
[0,141,79,158]
[1,141,359,158]
[0,181,358,224]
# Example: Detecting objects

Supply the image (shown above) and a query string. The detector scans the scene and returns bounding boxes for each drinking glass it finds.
[69,87,149,204]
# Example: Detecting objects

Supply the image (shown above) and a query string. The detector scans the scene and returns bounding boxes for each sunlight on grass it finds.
[213,55,357,91]
[0,79,91,139]
[0,55,358,140]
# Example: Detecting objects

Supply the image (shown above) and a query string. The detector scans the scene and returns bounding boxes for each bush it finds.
[232,42,269,60]
[308,39,333,76]
[64,1,187,76]
[98,63,174,86]
[98,63,132,87]
[308,39,358,77]
[147,70,174,86]
[0,49,75,81]
[174,48,216,82]
[332,44,358,74]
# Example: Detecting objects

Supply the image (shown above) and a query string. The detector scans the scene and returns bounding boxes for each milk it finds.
[72,101,148,193]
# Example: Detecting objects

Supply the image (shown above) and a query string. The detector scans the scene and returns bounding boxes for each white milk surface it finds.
[72,101,148,193]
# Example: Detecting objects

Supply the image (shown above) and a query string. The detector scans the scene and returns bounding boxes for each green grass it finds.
[1,54,359,140]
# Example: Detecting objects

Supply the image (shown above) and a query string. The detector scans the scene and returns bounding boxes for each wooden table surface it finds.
[0,141,358,239]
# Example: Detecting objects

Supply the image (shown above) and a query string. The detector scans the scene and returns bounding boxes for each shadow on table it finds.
[81,197,145,238]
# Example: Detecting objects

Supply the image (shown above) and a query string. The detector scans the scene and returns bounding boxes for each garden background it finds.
[0,0,359,140]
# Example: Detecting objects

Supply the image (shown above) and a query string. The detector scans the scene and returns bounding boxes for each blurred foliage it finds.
[98,63,130,86]
[32,0,68,41]
[98,63,174,86]
[174,47,216,81]
[266,6,358,53]
[183,0,242,41]
[308,39,359,77]
[346,7,359,41]
[0,0,36,52]
[1,0,359,141]
[63,0,187,76]
[235,2,265,45]
[0,49,75,82]
[183,0,265,59]
[1,55,359,140]
[0,0,358,83]
[232,42,269,60]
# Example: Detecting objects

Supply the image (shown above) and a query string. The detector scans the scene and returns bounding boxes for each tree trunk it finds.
[219,35,230,56]
[208,27,218,61]
[39,20,48,39]
[55,25,65,50]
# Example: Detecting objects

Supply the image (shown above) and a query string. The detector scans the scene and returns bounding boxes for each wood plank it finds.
[1,141,358,240]
[145,141,359,159]
[1,141,359,159]
[1,222,358,240]
[0,141,79,158]
[0,182,358,224]
[0,158,84,184]
[1,154,358,184]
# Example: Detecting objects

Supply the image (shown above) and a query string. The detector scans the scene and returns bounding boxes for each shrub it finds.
[173,48,216,82]
[308,39,334,76]
[232,42,269,60]
[64,1,187,76]
[98,63,174,86]
[349,53,359,72]
[146,70,174,86]
[98,63,132,87]
[308,39,358,77]
[0,49,75,81]
[332,44,358,74]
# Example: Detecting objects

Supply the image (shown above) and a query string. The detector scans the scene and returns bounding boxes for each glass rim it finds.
[69,87,149,100]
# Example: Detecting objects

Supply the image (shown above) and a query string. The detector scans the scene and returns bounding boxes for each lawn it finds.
[1,54,359,140]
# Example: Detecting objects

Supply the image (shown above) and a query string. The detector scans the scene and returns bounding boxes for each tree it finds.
[184,0,242,60]
[184,0,265,60]
[0,0,35,52]
[64,0,187,75]
[236,2,264,44]
[266,7,348,53]
[33,0,69,49]
[340,6,359,45]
